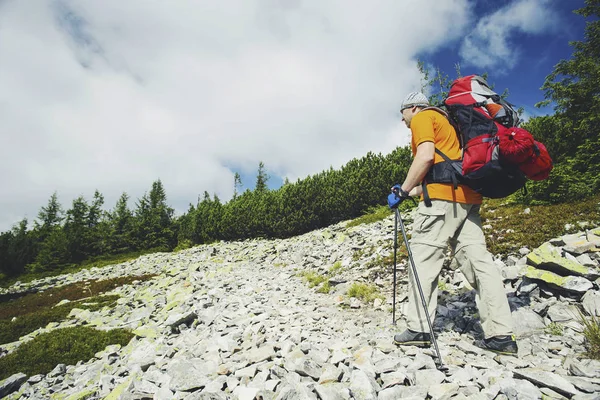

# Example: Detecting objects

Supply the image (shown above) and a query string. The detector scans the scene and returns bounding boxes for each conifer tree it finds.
[255,162,269,193]
[233,172,242,199]
[109,192,133,253]
[64,196,89,262]
[35,192,64,233]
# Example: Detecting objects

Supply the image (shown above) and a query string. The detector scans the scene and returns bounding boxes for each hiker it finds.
[391,91,518,355]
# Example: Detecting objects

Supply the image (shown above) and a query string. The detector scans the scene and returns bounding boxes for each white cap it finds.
[400,92,429,110]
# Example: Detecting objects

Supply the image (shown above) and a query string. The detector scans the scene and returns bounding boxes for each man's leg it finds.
[454,205,516,354]
[402,201,465,334]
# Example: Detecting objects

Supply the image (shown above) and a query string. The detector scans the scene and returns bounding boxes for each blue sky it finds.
[252,0,590,193]
[423,0,587,119]
[0,0,592,232]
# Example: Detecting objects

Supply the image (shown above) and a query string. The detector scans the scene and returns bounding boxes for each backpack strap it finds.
[418,107,463,206]
[421,149,465,207]
[421,106,449,118]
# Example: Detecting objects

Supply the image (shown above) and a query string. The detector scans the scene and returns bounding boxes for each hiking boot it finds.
[393,329,431,347]
[475,335,518,356]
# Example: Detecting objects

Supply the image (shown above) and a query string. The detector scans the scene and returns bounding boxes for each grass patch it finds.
[480,194,600,256]
[299,263,347,294]
[579,312,600,360]
[0,275,155,345]
[300,272,328,288]
[347,205,391,228]
[544,322,564,336]
[316,281,331,294]
[347,282,384,303]
[352,248,365,261]
[347,201,418,228]
[0,326,133,380]
[329,261,343,275]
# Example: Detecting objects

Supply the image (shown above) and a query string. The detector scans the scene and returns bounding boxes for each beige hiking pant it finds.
[405,200,513,338]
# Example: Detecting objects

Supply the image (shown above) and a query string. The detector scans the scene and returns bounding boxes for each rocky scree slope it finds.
[0,209,600,399]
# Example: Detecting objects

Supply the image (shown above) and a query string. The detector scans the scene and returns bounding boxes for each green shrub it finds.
[346,202,417,228]
[352,249,365,261]
[174,239,193,252]
[0,326,133,380]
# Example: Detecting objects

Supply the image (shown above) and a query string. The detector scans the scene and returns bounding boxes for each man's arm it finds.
[401,141,435,194]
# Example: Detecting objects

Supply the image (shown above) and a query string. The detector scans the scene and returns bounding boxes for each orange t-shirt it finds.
[410,109,482,204]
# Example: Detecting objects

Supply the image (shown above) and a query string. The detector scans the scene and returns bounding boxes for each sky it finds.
[0,0,589,232]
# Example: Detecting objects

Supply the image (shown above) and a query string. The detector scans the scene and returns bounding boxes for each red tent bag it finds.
[519,141,553,180]
[499,127,535,164]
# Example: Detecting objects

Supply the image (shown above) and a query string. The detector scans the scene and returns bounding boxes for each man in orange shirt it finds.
[392,92,517,355]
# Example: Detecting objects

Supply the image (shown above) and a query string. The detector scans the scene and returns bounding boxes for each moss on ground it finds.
[481,194,600,256]
[0,275,155,345]
[0,295,120,345]
[0,326,133,380]
[0,274,156,320]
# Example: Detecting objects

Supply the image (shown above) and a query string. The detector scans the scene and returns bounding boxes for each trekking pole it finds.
[392,209,398,325]
[395,207,447,371]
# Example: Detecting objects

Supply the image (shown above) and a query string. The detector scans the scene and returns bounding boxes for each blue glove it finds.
[387,184,409,209]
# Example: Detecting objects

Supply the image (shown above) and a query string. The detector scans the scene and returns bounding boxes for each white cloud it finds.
[459,0,560,71]
[0,0,502,231]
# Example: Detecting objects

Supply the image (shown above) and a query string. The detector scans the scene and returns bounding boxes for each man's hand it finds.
[391,184,410,199]
[388,184,410,209]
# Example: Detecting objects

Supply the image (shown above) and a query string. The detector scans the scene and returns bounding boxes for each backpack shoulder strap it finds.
[423,105,465,149]
[421,106,449,118]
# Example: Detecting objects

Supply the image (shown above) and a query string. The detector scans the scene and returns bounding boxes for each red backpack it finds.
[423,75,552,201]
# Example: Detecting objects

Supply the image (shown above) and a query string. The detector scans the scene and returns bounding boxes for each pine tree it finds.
[30,193,68,271]
[255,162,269,193]
[233,172,242,199]
[0,219,34,276]
[109,192,133,253]
[133,180,175,250]
[35,193,64,233]
[86,190,106,256]
[64,196,89,262]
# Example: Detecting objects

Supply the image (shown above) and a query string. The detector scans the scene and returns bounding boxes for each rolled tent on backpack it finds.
[518,141,553,181]
[498,127,536,164]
